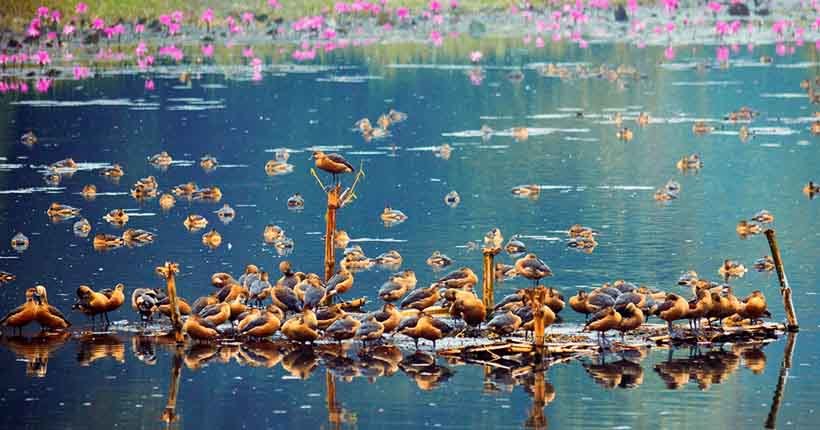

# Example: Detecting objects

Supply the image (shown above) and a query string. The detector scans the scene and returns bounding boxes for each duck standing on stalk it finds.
[311,151,354,185]
[515,253,553,287]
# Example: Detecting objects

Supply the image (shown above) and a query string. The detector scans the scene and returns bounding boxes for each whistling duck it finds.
[377,113,391,130]
[520,304,556,340]
[333,229,350,249]
[495,263,518,281]
[585,307,622,349]
[21,131,37,146]
[47,203,80,219]
[340,251,374,271]
[692,122,713,134]
[1,288,39,333]
[81,184,97,199]
[131,288,159,321]
[74,285,113,324]
[214,204,235,223]
[355,118,373,134]
[373,303,401,333]
[102,283,125,315]
[812,121,820,135]
[570,290,593,321]
[400,285,440,310]
[325,269,354,301]
[653,189,676,201]
[32,286,71,330]
[487,310,522,338]
[201,229,222,248]
[312,151,354,183]
[568,224,596,238]
[567,236,598,250]
[686,288,713,334]
[656,293,689,337]
[301,276,327,310]
[239,310,281,339]
[803,181,820,196]
[265,159,294,176]
[184,316,220,341]
[149,151,172,167]
[44,173,61,186]
[171,182,198,198]
[103,208,129,225]
[736,220,762,236]
[11,232,29,252]
[754,255,775,272]
[484,228,504,249]
[374,250,403,266]
[264,225,285,244]
[512,127,529,141]
[158,297,192,318]
[229,293,249,319]
[436,143,452,159]
[102,164,124,178]
[272,281,303,314]
[751,209,774,224]
[401,313,451,350]
[93,233,124,250]
[193,186,222,202]
[73,218,92,236]
[326,315,361,344]
[122,229,155,246]
[381,206,408,224]
[426,251,453,269]
[616,127,633,141]
[515,254,553,286]
[493,290,526,311]
[356,315,385,343]
[50,158,78,171]
[131,176,158,197]
[718,260,747,279]
[511,184,541,197]
[738,290,769,323]
[676,154,703,170]
[287,193,304,209]
[435,267,478,290]
[388,109,407,123]
[248,272,272,306]
[379,278,410,302]
[447,290,486,330]
[0,271,15,285]
[612,112,623,126]
[200,155,218,171]
[199,302,231,325]
[708,288,740,327]
[615,303,644,340]
[314,305,344,330]
[636,112,650,126]
[159,193,175,210]
[444,190,461,207]
[545,288,565,314]
[184,214,208,231]
[282,312,320,343]
[276,261,301,289]
[505,237,527,255]
[211,272,236,289]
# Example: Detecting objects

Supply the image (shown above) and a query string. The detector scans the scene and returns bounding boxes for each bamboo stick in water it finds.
[764,229,799,331]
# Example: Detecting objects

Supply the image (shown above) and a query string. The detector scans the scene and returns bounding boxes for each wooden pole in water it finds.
[161,345,184,428]
[524,371,548,429]
[765,332,797,429]
[481,247,499,312]
[324,185,341,282]
[764,229,799,331]
[326,370,342,429]
[160,262,184,344]
[525,286,548,354]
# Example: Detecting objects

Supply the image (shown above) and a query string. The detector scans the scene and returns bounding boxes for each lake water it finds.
[1,42,819,429]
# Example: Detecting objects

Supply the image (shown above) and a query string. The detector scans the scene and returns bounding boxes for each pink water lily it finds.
[469,51,482,63]
[136,42,148,57]
[707,2,722,13]
[201,8,214,24]
[35,50,51,66]
[92,17,105,30]
[135,23,145,33]
[664,46,676,60]
[242,12,254,24]
[242,46,254,58]
[627,0,638,12]
[429,30,443,46]
[202,44,214,57]
[36,78,52,93]
[50,10,61,23]
[429,0,442,13]
[268,0,283,9]
[716,46,729,62]
[36,6,49,18]
[76,2,88,14]
[73,65,90,80]
[144,79,155,91]
[63,24,76,36]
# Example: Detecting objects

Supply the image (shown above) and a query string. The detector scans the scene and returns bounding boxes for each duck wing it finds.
[430,318,453,335]
[655,299,676,314]
[494,294,523,310]
[0,304,25,325]
[303,287,325,310]
[47,305,69,322]
[198,304,223,318]
[396,315,419,332]
[275,287,302,313]
[588,294,615,308]
[436,270,466,283]
[327,153,355,171]
[585,308,611,327]
[400,289,431,309]
[240,315,269,334]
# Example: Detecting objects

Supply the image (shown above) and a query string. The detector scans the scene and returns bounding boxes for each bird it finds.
[238,309,281,339]
[400,313,451,350]
[74,285,114,325]
[183,316,220,342]
[378,278,410,303]
[131,288,160,321]
[326,315,361,345]
[198,302,231,325]
[487,310,522,338]
[301,275,327,310]
[615,303,645,341]
[514,254,553,286]
[426,251,453,268]
[249,272,272,307]
[373,250,402,267]
[447,290,486,333]
[32,286,70,331]
[400,285,440,310]
[1,288,39,334]
[312,151,354,184]
[656,293,689,337]
[372,303,401,333]
[738,290,769,323]
[325,269,354,302]
[751,210,774,224]
[103,208,129,226]
[183,214,208,231]
[569,290,592,321]
[281,312,320,343]
[101,284,125,316]
[736,220,762,236]
[686,288,713,335]
[356,316,385,344]
[584,307,622,349]
[434,267,478,290]
[272,282,303,314]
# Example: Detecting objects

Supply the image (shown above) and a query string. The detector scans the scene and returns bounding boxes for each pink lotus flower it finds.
[144,79,155,91]
[137,55,154,70]
[35,50,51,66]
[242,46,254,58]
[535,37,545,48]
[202,44,214,57]
[19,82,29,93]
[429,30,443,46]
[397,7,410,20]
[201,8,214,24]
[63,24,76,36]
[433,14,444,25]
[468,68,484,85]
[171,11,183,23]
[775,43,787,56]
[522,35,532,45]
[323,28,337,39]
[135,23,145,33]
[92,17,105,30]
[36,78,52,93]
[27,26,40,37]
[716,46,729,62]
[76,2,88,14]
[73,65,90,80]
[50,10,61,23]
[135,42,148,57]
[627,0,638,12]
[664,46,675,60]
[469,51,482,63]
[707,2,722,13]
[159,14,171,26]
[242,12,254,24]
[37,6,49,18]
[268,0,283,9]
[46,31,57,41]
[429,0,442,13]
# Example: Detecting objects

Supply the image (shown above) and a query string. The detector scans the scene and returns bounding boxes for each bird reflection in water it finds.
[76,333,125,366]
[0,331,70,377]
[582,349,647,389]
[400,351,454,391]
[654,344,768,390]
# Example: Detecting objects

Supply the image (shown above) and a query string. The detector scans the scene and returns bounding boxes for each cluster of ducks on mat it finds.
[2,250,771,351]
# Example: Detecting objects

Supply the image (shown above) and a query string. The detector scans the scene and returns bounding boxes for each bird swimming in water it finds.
[312,151,354,184]
[215,204,235,224]
[751,209,774,224]
[736,220,762,237]
[81,184,97,199]
[184,214,208,231]
[102,164,124,178]
[200,155,218,171]
[201,229,222,249]
[426,251,453,269]
[616,127,633,141]
[434,267,478,290]
[718,260,747,280]
[103,208,129,226]
[47,203,81,220]
[444,191,460,207]
[754,255,775,272]
[287,193,304,210]
[149,151,173,168]
[381,206,408,225]
[373,250,402,267]
[511,185,541,198]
